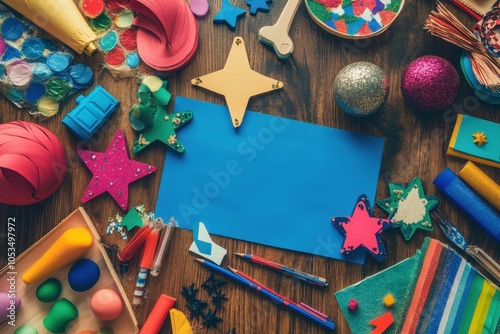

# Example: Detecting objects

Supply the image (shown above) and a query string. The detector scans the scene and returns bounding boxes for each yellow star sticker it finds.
[191,37,283,127]
[472,131,488,146]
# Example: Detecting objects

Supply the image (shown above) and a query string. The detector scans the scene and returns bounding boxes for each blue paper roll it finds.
[434,168,500,242]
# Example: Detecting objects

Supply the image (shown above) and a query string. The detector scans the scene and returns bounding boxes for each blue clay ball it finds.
[68,259,100,292]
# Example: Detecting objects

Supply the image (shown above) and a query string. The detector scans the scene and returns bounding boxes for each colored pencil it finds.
[195,258,335,331]
[234,253,328,287]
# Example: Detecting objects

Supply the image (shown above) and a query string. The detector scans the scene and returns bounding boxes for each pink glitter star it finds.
[331,195,392,262]
[77,129,156,210]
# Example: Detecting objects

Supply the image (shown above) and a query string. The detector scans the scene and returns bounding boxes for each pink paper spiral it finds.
[0,121,67,205]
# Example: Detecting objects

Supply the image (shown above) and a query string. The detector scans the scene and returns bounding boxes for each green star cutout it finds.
[131,106,193,154]
[119,205,145,231]
[376,177,439,241]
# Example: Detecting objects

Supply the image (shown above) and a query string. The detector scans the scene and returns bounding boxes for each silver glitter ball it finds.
[333,62,389,117]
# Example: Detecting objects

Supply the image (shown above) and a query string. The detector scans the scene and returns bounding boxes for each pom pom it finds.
[401,56,459,112]
[348,298,359,311]
[0,121,67,205]
[382,293,395,307]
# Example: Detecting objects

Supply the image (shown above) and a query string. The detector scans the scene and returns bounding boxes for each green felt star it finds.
[119,206,145,231]
[376,177,439,241]
[131,106,193,154]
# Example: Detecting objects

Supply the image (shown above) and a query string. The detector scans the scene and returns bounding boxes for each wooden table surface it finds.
[1,0,500,333]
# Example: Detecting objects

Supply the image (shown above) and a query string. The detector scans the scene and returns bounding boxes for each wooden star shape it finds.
[131,106,193,154]
[247,0,272,15]
[77,129,156,210]
[213,0,246,30]
[332,195,392,262]
[192,36,283,127]
[376,177,439,241]
[472,131,488,146]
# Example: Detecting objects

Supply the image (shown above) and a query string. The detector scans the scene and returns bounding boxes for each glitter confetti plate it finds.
[305,0,405,39]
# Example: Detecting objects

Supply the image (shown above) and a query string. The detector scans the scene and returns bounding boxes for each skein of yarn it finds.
[0,121,67,205]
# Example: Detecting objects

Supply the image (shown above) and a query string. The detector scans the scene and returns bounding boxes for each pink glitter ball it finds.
[401,56,459,112]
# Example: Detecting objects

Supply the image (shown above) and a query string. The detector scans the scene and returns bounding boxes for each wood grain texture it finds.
[1,1,499,333]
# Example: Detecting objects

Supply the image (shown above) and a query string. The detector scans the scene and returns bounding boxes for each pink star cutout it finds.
[332,195,392,262]
[77,129,156,210]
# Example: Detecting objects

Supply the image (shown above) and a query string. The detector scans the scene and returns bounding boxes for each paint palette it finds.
[0,208,139,333]
[82,0,144,77]
[305,0,405,39]
[0,4,94,117]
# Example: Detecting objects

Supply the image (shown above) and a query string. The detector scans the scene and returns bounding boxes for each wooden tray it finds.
[0,208,139,333]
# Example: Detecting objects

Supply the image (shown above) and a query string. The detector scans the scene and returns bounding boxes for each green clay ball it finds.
[14,325,38,334]
[43,298,78,333]
[99,326,114,334]
[36,278,62,303]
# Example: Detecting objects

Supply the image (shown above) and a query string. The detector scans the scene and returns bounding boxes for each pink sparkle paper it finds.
[77,129,156,210]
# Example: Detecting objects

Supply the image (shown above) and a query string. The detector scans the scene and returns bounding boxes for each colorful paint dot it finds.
[41,38,58,52]
[81,0,106,18]
[7,88,24,102]
[105,47,125,66]
[382,293,395,307]
[46,52,71,72]
[2,44,21,61]
[32,63,53,82]
[89,13,112,33]
[8,62,32,88]
[47,77,72,101]
[347,298,359,311]
[190,0,210,17]
[26,82,46,103]
[69,64,93,86]
[0,38,6,57]
[100,31,118,52]
[126,53,139,68]
[37,96,60,117]
[119,28,137,50]
[115,9,134,28]
[2,17,24,41]
[22,37,45,59]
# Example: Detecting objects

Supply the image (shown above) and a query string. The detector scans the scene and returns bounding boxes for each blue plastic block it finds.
[62,86,119,141]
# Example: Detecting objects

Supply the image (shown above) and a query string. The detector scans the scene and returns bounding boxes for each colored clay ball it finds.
[91,289,123,321]
[68,258,100,292]
[401,55,459,112]
[43,298,79,333]
[13,325,38,334]
[333,61,389,117]
[383,293,395,307]
[74,331,97,334]
[36,278,62,303]
[0,291,21,322]
[347,298,359,311]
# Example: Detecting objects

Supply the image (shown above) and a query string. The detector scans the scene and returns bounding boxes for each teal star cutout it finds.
[131,106,193,154]
[247,0,272,15]
[376,177,439,241]
[213,0,246,30]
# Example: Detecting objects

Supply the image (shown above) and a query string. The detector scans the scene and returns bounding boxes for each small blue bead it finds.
[2,17,24,41]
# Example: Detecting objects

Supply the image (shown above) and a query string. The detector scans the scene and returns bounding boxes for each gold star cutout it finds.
[191,37,283,127]
[472,131,488,146]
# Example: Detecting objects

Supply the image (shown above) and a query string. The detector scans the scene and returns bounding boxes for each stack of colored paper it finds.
[335,238,500,333]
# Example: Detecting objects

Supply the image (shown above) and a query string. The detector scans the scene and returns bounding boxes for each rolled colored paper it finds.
[22,227,93,285]
[0,122,67,205]
[2,0,98,55]
[433,168,500,242]
[140,294,176,334]
[457,161,500,212]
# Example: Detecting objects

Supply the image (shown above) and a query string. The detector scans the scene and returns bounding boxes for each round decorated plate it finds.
[305,0,405,39]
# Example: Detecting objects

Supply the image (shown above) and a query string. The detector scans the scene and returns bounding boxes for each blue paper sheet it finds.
[155,97,385,263]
